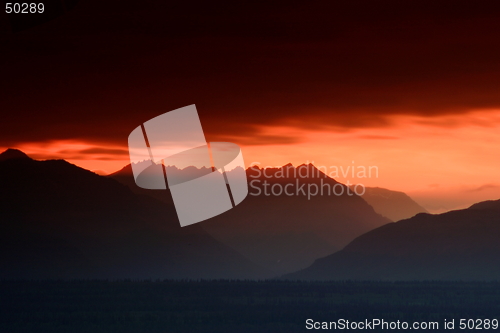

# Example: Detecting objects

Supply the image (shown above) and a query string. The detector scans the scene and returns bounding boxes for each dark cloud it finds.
[214,134,303,146]
[3,0,500,147]
[77,148,129,156]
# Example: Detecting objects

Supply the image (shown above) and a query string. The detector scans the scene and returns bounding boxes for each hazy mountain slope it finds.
[202,164,390,275]
[109,164,177,205]
[286,199,500,280]
[0,149,270,279]
[358,186,428,221]
[112,163,390,275]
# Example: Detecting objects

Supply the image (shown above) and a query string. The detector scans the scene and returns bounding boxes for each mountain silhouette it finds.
[356,186,428,221]
[111,163,390,275]
[0,149,270,279]
[285,199,500,280]
[0,148,30,161]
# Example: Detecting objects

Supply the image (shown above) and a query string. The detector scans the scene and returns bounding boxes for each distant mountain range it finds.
[3,148,483,281]
[357,186,428,222]
[286,200,500,280]
[0,149,269,279]
[111,162,390,275]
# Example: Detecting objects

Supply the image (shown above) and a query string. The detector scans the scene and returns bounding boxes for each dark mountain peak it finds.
[246,162,332,181]
[297,162,322,171]
[294,163,331,179]
[0,148,31,161]
[109,163,132,176]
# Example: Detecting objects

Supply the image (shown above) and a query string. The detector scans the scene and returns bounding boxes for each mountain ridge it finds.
[0,151,270,279]
[109,161,391,275]
[285,199,500,280]
[356,186,428,221]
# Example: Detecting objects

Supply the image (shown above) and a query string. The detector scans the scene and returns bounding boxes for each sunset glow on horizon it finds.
[4,1,500,214]
[5,108,500,213]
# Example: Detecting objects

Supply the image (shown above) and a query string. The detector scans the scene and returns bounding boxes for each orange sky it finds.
[4,1,500,213]
[5,108,500,213]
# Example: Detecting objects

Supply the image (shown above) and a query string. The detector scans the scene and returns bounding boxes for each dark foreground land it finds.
[1,280,500,333]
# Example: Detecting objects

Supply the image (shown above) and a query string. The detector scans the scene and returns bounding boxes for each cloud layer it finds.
[3,0,500,148]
